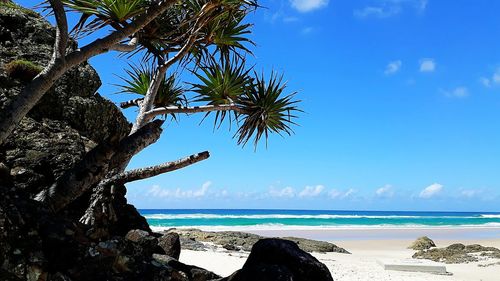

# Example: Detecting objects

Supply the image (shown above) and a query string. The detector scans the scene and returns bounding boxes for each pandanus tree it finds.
[2,0,300,229]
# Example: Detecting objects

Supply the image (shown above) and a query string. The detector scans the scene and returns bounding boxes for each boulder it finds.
[153,254,221,281]
[283,237,350,254]
[408,236,436,250]
[220,238,333,281]
[158,232,181,259]
[413,243,500,264]
[222,244,238,251]
[180,237,208,251]
[176,229,349,254]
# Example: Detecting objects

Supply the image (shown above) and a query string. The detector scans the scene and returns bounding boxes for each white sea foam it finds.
[150,222,500,232]
[144,214,445,220]
[480,214,500,218]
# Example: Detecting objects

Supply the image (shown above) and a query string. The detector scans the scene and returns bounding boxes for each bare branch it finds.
[109,37,139,52]
[130,66,168,133]
[144,104,246,121]
[48,0,68,60]
[101,151,210,187]
[120,98,143,109]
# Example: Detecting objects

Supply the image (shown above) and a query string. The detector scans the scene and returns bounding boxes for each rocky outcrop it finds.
[0,2,130,195]
[158,232,181,259]
[220,238,334,281]
[175,228,350,254]
[408,236,436,251]
[152,254,221,281]
[413,243,500,263]
[0,3,153,280]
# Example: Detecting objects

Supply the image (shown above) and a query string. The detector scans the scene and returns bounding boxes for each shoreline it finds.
[177,232,500,281]
[152,225,500,241]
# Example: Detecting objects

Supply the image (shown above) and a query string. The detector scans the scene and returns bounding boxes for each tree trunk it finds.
[35,120,164,212]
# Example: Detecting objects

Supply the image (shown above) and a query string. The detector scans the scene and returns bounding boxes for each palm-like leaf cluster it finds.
[63,0,148,36]
[191,57,252,127]
[235,73,300,147]
[117,64,186,119]
[135,0,256,63]
[190,58,300,147]
[119,54,300,147]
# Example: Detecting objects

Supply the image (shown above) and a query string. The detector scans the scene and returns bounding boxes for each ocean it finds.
[141,209,500,230]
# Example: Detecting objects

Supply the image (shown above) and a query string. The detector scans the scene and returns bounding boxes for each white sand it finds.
[179,234,500,281]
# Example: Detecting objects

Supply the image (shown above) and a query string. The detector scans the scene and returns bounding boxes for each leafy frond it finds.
[191,55,253,127]
[235,72,301,148]
[63,0,148,36]
[134,0,256,63]
[116,64,186,119]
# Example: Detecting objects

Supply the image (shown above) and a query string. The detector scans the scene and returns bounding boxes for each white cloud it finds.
[419,58,436,72]
[146,181,212,199]
[299,185,325,197]
[385,60,402,75]
[460,189,480,198]
[343,188,356,198]
[268,186,295,198]
[301,27,314,34]
[480,77,491,88]
[354,0,427,19]
[376,184,394,197]
[328,189,342,199]
[480,68,500,87]
[442,87,469,98]
[494,70,500,84]
[416,0,428,11]
[354,6,401,18]
[329,188,356,199]
[290,0,329,12]
[419,183,443,199]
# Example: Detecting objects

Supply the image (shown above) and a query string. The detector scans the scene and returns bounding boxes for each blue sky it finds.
[19,0,500,211]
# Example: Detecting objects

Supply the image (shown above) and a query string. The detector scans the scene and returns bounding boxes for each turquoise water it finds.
[140,209,500,229]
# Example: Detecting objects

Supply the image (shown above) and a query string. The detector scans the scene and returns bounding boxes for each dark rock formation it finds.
[153,254,221,281]
[283,236,350,254]
[0,4,155,280]
[175,228,350,254]
[180,237,209,251]
[220,238,334,281]
[408,236,436,250]
[159,232,181,259]
[413,243,500,263]
[1,2,130,196]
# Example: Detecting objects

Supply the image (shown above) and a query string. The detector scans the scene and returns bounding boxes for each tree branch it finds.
[65,0,177,65]
[101,151,210,188]
[144,104,246,121]
[130,65,168,133]
[48,0,68,59]
[34,120,164,212]
[120,98,143,109]
[109,37,139,52]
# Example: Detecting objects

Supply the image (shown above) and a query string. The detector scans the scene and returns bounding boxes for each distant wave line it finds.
[143,213,496,220]
[150,222,500,232]
[480,214,500,218]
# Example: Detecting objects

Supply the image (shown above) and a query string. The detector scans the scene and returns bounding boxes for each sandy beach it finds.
[179,228,500,281]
